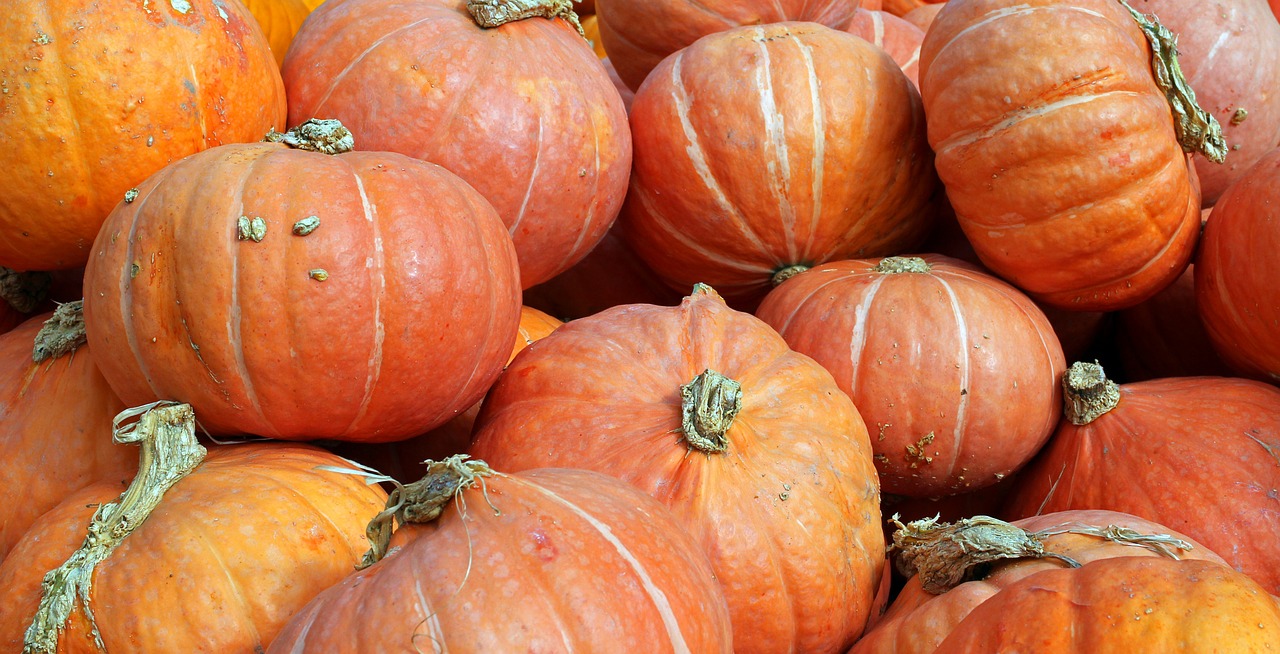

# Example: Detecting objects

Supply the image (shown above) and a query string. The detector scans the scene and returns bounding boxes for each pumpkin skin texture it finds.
[846,9,926,87]
[621,22,938,306]
[1196,148,1280,383]
[470,287,885,654]
[1004,370,1280,593]
[1116,264,1231,381]
[523,228,683,321]
[240,0,326,67]
[0,442,389,653]
[0,0,286,272]
[920,0,1203,311]
[0,311,133,559]
[902,2,946,30]
[851,510,1244,654]
[82,141,521,442]
[756,256,1064,496]
[267,467,734,653]
[595,0,861,90]
[283,0,631,288]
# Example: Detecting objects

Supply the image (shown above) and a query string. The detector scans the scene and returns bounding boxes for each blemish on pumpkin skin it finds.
[527,528,557,562]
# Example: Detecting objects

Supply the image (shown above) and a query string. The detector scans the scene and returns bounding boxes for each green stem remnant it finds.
[32,301,87,363]
[466,0,583,36]
[0,266,51,314]
[23,402,207,654]
[1062,361,1121,425]
[680,369,742,454]
[875,256,932,274]
[1117,0,1226,163]
[264,119,355,155]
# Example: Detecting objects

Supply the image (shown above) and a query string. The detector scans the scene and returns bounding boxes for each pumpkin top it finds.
[262,119,354,155]
[467,0,583,33]
[1062,361,1121,425]
[875,256,932,274]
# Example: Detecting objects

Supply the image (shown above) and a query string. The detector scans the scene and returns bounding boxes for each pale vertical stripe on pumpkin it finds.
[342,168,386,436]
[187,62,207,144]
[669,51,772,257]
[509,115,544,238]
[787,31,826,259]
[119,165,180,401]
[935,273,972,481]
[307,15,441,118]
[628,182,773,274]
[411,578,448,652]
[518,477,693,653]
[752,26,798,265]
[870,10,886,46]
[847,274,887,400]
[227,154,274,434]
[936,91,1141,154]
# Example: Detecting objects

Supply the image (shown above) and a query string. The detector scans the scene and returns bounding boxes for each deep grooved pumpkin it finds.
[82,124,521,442]
[0,0,286,272]
[595,0,862,90]
[1004,362,1280,593]
[620,22,939,306]
[846,9,926,87]
[282,0,631,288]
[1196,147,1280,382]
[0,307,133,559]
[267,460,734,652]
[919,0,1211,310]
[756,256,1065,496]
[470,285,885,654]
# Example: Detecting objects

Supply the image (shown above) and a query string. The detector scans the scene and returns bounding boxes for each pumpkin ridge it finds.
[751,26,800,260]
[936,90,1139,154]
[933,273,972,482]
[185,519,265,647]
[631,185,770,275]
[782,30,826,257]
[337,166,387,437]
[308,13,444,117]
[223,150,276,433]
[847,274,889,399]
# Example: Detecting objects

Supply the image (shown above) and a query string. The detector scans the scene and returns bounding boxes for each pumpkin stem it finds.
[771,264,811,286]
[264,119,355,155]
[1062,361,1120,425]
[875,256,932,274]
[466,0,584,37]
[0,266,51,314]
[32,300,86,363]
[359,454,495,569]
[23,402,207,654]
[680,369,742,454]
[1117,0,1226,163]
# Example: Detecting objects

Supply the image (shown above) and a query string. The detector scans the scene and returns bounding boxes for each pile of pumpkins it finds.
[1,0,1278,651]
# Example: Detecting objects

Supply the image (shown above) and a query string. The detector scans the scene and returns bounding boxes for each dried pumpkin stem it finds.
[0,266,51,314]
[23,402,207,654]
[264,118,355,155]
[1117,0,1226,163]
[359,455,496,569]
[1062,361,1120,425]
[466,0,583,36]
[32,300,86,363]
[680,369,742,454]
[771,264,810,286]
[875,256,932,274]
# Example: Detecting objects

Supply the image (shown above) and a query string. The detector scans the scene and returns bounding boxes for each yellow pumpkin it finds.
[241,0,326,67]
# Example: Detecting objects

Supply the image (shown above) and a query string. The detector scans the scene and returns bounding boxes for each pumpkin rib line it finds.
[753,26,798,264]
[847,274,887,401]
[188,520,265,648]
[787,30,825,259]
[936,90,1140,155]
[224,152,274,432]
[339,166,386,437]
[419,33,488,158]
[629,183,773,276]
[186,60,207,145]
[927,4,1109,77]
[676,0,738,28]
[238,464,363,559]
[307,13,446,118]
[409,575,449,651]
[508,114,543,239]
[772,272,849,337]
[119,163,181,401]
[934,273,972,483]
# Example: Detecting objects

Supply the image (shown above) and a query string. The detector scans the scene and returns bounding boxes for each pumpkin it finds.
[283,0,631,288]
[846,9,926,87]
[0,304,133,559]
[852,510,1280,653]
[0,402,388,653]
[1196,147,1280,383]
[1127,0,1280,205]
[620,22,939,306]
[902,2,945,30]
[267,457,734,652]
[332,306,563,483]
[240,0,327,67]
[0,0,286,272]
[1004,362,1280,593]
[596,0,863,90]
[756,256,1065,496]
[884,0,945,17]
[1116,264,1231,380]
[82,121,522,442]
[470,285,885,654]
[581,13,607,57]
[920,0,1214,311]
[523,229,683,321]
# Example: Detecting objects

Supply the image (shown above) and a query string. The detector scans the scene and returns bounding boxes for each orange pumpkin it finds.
[523,229,683,321]
[240,0,327,67]
[919,0,1211,310]
[0,0,286,272]
[846,9,926,87]
[1116,264,1231,380]
[470,285,886,654]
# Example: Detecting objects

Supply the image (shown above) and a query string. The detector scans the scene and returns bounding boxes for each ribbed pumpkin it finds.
[1004,362,1280,593]
[82,121,521,442]
[920,0,1214,310]
[0,305,133,559]
[621,22,938,305]
[1196,147,1280,382]
[852,510,1280,653]
[470,285,885,654]
[884,0,945,16]
[846,9,925,87]
[240,0,327,67]
[902,2,945,29]
[0,403,388,653]
[596,0,862,90]
[283,0,631,288]
[756,256,1065,496]
[0,0,286,272]
[267,459,734,652]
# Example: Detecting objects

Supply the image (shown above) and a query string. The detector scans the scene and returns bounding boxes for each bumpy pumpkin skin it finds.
[756,256,1065,497]
[0,313,133,559]
[0,0,286,272]
[1005,375,1280,593]
[596,0,861,90]
[0,443,388,653]
[621,22,938,305]
[470,287,885,654]
[851,510,1241,654]
[268,468,734,652]
[82,143,521,442]
[920,0,1202,311]
[1196,148,1280,383]
[283,0,631,288]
